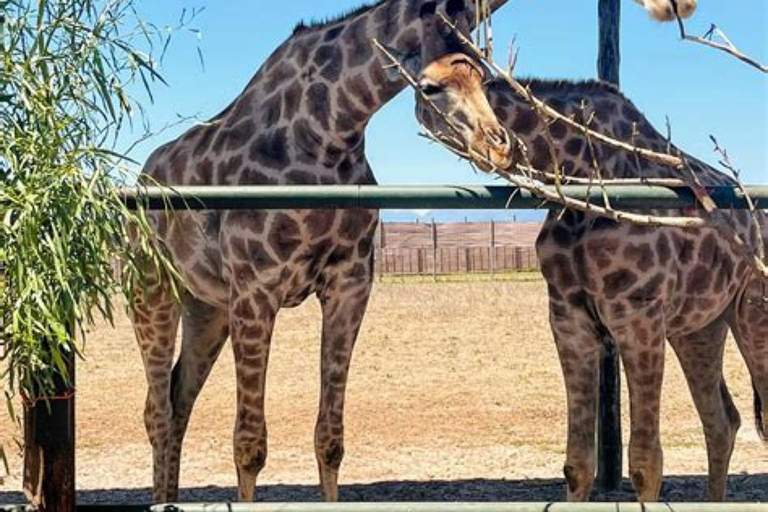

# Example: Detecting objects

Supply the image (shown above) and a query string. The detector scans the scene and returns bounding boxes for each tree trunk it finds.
[23,352,76,512]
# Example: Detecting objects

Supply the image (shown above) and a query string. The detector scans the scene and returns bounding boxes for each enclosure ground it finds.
[1,278,765,503]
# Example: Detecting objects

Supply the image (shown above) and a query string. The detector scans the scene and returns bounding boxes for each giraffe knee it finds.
[235,444,267,476]
[719,380,741,431]
[319,439,345,470]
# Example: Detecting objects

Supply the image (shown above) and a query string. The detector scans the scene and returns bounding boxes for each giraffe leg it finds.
[165,293,229,498]
[727,281,768,441]
[230,290,276,502]
[549,301,602,501]
[669,318,738,501]
[612,316,666,503]
[130,273,181,503]
[315,269,373,502]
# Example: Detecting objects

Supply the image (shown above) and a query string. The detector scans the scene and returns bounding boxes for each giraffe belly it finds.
[220,207,378,308]
[537,213,748,339]
[148,209,230,309]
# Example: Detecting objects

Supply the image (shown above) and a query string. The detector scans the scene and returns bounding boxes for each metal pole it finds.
[432,220,438,282]
[597,0,623,493]
[378,219,385,281]
[120,184,768,211]
[490,220,496,279]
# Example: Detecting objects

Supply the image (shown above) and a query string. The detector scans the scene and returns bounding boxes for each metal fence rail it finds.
[121,184,768,211]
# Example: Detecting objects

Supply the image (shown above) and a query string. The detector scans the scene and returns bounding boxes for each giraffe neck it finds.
[240,0,510,149]
[486,78,730,186]
[158,0,511,188]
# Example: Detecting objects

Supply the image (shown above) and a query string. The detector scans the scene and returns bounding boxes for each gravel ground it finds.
[1,279,765,505]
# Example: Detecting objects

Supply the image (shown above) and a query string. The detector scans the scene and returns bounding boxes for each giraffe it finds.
[131,0,512,503]
[413,54,767,502]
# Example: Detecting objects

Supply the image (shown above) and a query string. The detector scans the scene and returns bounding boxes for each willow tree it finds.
[0,1,189,508]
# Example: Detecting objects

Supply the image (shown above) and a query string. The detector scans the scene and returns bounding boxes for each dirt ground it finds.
[1,276,766,504]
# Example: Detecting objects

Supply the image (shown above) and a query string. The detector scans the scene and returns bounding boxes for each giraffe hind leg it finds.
[669,317,739,502]
[165,293,229,499]
[315,266,373,502]
[728,280,768,441]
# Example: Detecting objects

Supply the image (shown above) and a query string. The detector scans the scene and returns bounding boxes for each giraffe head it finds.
[635,0,698,22]
[415,53,512,170]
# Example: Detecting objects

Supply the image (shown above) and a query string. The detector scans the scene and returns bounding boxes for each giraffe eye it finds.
[419,82,445,97]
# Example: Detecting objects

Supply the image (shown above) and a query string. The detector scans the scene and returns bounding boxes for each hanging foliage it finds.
[0,0,190,413]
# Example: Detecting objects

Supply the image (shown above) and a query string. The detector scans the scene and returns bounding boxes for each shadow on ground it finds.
[1,474,767,505]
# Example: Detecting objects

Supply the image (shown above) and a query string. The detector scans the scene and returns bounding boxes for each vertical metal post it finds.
[596,0,623,493]
[378,220,386,281]
[490,220,496,279]
[23,350,76,512]
[431,220,438,281]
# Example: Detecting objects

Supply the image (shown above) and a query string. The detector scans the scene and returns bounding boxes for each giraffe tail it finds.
[755,380,767,442]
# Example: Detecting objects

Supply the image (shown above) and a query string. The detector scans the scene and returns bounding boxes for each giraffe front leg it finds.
[130,273,181,502]
[612,316,666,503]
[315,265,373,502]
[230,290,277,502]
[549,301,602,501]
[669,317,739,502]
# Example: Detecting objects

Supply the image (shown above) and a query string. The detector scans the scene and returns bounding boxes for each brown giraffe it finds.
[413,54,767,502]
[131,0,512,503]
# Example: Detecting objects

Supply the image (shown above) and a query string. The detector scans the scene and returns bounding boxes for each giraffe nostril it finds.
[487,127,509,148]
[497,128,509,147]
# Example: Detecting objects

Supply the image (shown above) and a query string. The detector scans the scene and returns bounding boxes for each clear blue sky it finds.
[127,0,766,222]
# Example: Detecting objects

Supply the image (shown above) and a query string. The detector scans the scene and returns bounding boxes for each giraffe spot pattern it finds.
[267,214,302,261]
[249,127,290,170]
[282,81,303,119]
[603,269,638,299]
[306,83,331,130]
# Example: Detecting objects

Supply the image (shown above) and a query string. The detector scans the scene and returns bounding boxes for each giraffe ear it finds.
[378,43,423,81]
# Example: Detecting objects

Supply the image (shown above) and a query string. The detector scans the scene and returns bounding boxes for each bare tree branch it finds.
[675,18,767,73]
[437,12,687,170]
[377,17,768,278]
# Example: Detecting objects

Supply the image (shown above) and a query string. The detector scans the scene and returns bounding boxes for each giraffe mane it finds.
[517,77,622,96]
[292,0,389,35]
[488,77,636,110]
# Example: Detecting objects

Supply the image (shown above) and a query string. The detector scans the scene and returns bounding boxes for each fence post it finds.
[378,220,386,281]
[490,220,496,279]
[596,0,624,493]
[431,220,438,281]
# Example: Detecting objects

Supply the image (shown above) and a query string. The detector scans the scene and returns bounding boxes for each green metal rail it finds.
[121,184,768,211]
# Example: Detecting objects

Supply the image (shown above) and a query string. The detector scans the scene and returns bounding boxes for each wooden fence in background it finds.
[374,221,542,277]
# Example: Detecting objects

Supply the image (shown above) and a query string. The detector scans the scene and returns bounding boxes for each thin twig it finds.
[373,38,464,143]
[506,35,519,76]
[710,135,766,264]
[580,104,612,210]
